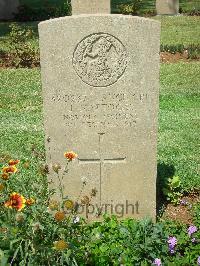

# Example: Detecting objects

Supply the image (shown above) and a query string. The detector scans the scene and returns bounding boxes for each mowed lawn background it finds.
[0,5,200,193]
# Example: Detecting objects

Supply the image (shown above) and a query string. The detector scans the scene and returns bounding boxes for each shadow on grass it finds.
[156,162,176,216]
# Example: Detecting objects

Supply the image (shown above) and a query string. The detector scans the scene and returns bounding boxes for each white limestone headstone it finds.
[156,0,179,15]
[39,0,160,220]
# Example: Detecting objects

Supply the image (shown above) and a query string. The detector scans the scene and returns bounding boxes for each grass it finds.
[158,62,200,191]
[155,16,200,46]
[0,62,200,191]
[0,69,44,160]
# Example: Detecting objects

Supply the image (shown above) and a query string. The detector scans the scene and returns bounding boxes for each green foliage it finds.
[193,203,200,227]
[15,0,71,22]
[80,217,169,265]
[118,0,143,15]
[0,156,82,265]
[112,0,200,15]
[162,176,183,205]
[7,23,39,68]
[180,7,200,16]
[160,44,200,59]
[187,44,200,59]
[0,155,199,266]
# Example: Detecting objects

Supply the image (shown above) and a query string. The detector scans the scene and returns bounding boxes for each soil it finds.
[0,51,40,68]
[160,51,194,63]
[162,193,200,224]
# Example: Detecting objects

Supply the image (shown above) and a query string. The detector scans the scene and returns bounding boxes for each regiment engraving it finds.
[72,33,127,87]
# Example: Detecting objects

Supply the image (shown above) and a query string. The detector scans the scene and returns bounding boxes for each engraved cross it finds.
[78,133,126,204]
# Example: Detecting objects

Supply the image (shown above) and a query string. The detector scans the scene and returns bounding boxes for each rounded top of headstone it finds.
[39,15,160,28]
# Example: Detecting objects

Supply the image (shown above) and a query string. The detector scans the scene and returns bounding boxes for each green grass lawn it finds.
[155,16,200,46]
[0,62,199,192]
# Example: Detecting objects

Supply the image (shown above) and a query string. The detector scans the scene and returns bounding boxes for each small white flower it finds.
[73,216,80,224]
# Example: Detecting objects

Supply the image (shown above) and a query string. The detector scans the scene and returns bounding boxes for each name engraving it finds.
[51,92,149,129]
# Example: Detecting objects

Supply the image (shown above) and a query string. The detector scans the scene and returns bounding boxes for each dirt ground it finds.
[163,194,200,224]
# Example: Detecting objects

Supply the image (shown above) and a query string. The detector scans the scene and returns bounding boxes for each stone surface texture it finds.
[0,0,19,20]
[39,15,160,220]
[156,0,179,15]
[71,0,110,15]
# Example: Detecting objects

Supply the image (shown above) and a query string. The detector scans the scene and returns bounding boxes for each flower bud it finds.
[52,163,61,174]
[15,213,24,222]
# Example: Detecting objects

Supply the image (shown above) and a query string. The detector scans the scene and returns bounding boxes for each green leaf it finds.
[171,176,181,188]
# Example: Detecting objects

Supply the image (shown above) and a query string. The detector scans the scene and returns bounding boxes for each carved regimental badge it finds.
[72,33,127,87]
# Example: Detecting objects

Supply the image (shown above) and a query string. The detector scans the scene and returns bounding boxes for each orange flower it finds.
[8,160,20,166]
[2,166,17,174]
[4,192,26,211]
[64,151,77,161]
[1,173,9,180]
[54,240,68,251]
[26,198,35,206]
[54,211,65,222]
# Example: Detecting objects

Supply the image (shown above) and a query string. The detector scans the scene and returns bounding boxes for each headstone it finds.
[156,0,179,15]
[39,0,160,220]
[71,0,110,15]
[0,0,19,20]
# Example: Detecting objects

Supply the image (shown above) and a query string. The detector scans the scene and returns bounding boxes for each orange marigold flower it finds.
[4,192,26,211]
[26,198,35,206]
[64,199,74,209]
[1,173,9,180]
[54,211,65,222]
[2,165,17,174]
[54,240,68,251]
[64,151,77,161]
[8,159,20,166]
[0,183,4,191]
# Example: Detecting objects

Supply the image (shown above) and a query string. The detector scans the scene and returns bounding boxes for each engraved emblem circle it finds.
[72,33,127,87]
